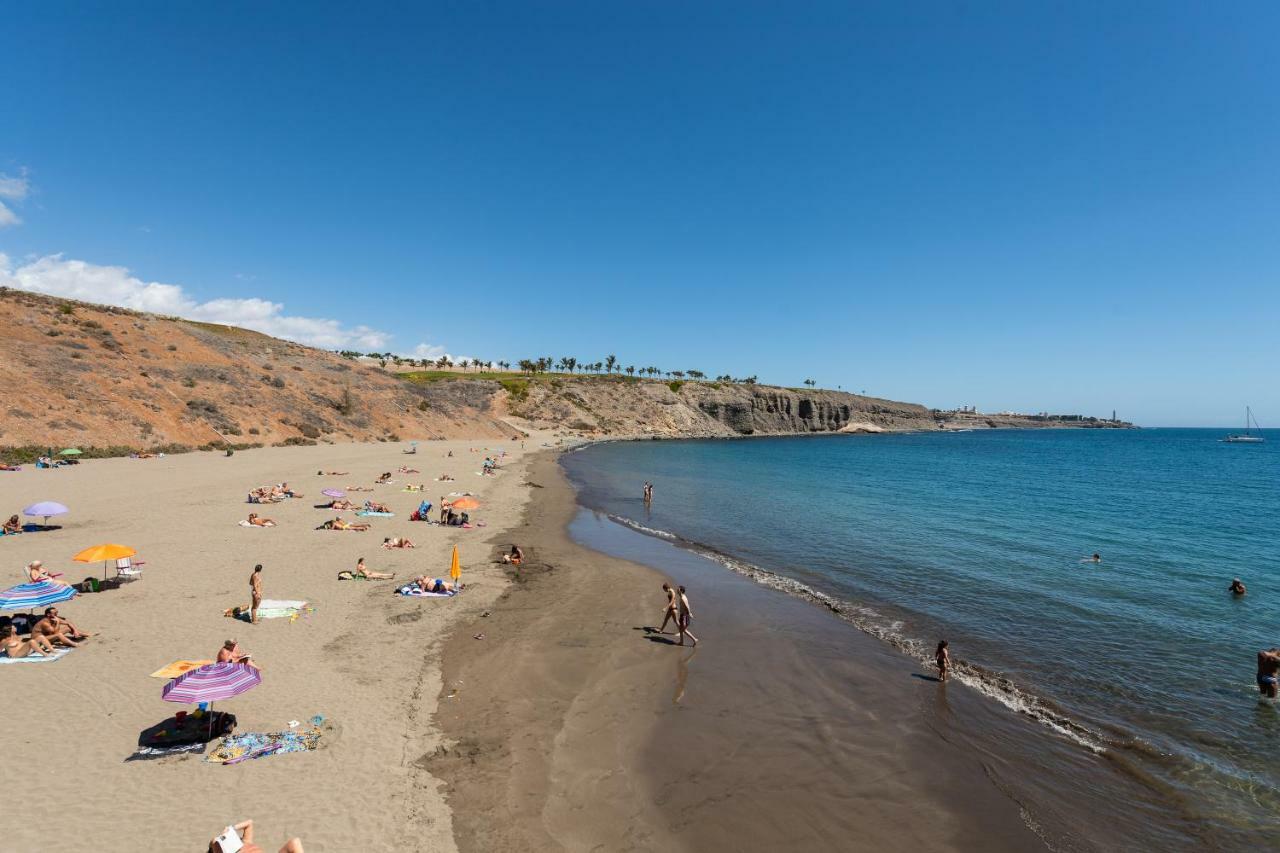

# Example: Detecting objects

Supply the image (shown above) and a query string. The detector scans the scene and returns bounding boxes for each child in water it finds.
[936,640,950,681]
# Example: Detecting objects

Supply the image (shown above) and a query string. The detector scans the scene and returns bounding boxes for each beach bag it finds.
[79,577,100,593]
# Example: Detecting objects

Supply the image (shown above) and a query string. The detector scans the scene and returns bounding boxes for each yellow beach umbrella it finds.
[73,543,137,580]
[449,545,461,582]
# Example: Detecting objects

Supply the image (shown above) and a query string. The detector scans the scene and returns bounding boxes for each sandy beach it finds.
[0,438,539,852]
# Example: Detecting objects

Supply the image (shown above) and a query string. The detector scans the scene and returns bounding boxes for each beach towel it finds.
[0,647,72,664]
[396,585,455,598]
[206,727,322,764]
[126,743,207,761]
[356,511,394,517]
[149,659,215,679]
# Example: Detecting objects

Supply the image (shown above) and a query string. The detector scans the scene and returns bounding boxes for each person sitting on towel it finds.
[1,624,60,658]
[3,514,21,534]
[217,639,260,670]
[500,545,524,565]
[375,472,393,484]
[31,606,89,647]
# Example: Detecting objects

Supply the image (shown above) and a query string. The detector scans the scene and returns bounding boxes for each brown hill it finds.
[0,288,515,451]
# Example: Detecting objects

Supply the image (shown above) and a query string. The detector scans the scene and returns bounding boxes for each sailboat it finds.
[1222,406,1265,443]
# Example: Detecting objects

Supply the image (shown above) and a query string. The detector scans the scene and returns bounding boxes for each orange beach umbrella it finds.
[449,545,461,582]
[73,543,137,580]
[449,497,480,511]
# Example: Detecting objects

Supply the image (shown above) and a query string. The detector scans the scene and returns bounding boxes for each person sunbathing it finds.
[27,560,66,586]
[413,576,456,594]
[3,514,21,534]
[326,499,357,510]
[346,485,373,492]
[31,607,89,647]
[317,470,349,475]
[209,819,303,853]
[375,472,393,484]
[247,513,276,527]
[398,466,421,474]
[217,639,261,671]
[381,537,415,549]
[318,517,370,531]
[437,473,455,481]
[1,624,59,658]
[354,557,395,579]
[363,500,392,514]
[403,484,424,492]
[0,463,20,471]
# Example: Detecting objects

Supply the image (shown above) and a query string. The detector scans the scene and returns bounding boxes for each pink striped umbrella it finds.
[162,663,261,704]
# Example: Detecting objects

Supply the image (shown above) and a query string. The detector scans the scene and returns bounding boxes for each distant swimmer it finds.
[1258,649,1280,698]
[1230,579,1247,596]
[936,640,951,681]
[1080,553,1102,564]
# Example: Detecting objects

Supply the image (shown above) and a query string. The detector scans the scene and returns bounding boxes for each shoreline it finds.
[434,451,1056,851]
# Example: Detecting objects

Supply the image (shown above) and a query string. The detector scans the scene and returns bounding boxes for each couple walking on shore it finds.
[659,582,697,646]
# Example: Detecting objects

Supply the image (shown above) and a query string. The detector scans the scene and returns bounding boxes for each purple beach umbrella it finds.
[321,488,346,499]
[162,662,261,740]
[23,501,69,527]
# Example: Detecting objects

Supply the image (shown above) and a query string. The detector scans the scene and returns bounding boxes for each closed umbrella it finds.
[321,488,346,499]
[73,543,138,580]
[23,501,69,528]
[162,662,261,739]
[0,580,77,611]
[449,544,462,582]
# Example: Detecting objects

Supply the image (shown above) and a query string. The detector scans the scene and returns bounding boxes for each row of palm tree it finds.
[340,348,815,388]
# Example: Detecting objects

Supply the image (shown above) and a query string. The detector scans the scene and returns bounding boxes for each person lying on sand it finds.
[403,484,424,492]
[345,485,373,492]
[413,576,457,594]
[209,819,304,853]
[317,470,349,476]
[217,639,260,670]
[0,463,21,472]
[355,557,395,579]
[324,499,358,510]
[363,500,392,514]
[317,517,370,531]
[398,466,420,474]
[3,514,21,534]
[247,513,276,527]
[437,474,455,482]
[27,560,66,586]
[500,544,524,565]
[381,537,415,549]
[278,483,302,498]
[31,606,89,647]
[1,624,59,658]
[375,472,393,484]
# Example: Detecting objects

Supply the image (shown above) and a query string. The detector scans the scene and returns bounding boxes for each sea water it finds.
[562,428,1280,842]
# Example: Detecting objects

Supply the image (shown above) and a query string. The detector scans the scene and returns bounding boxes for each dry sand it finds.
[0,437,543,852]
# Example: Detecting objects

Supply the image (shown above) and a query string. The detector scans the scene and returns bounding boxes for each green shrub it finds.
[498,378,529,401]
[667,380,685,393]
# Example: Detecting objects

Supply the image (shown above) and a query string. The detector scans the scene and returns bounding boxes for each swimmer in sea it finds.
[1229,578,1247,596]
[1257,649,1280,699]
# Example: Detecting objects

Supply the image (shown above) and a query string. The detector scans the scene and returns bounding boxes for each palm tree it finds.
[605,354,617,374]
[626,365,635,376]
[687,370,703,380]
[671,371,685,379]
[566,357,577,374]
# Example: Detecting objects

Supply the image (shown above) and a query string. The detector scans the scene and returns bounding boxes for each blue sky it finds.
[3,2,1277,426]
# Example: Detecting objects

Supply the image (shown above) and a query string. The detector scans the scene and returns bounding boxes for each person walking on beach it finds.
[1257,649,1280,698]
[677,585,698,647]
[936,640,951,681]
[658,582,680,634]
[249,564,263,624]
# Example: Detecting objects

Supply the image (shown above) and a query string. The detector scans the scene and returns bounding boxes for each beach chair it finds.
[115,556,145,582]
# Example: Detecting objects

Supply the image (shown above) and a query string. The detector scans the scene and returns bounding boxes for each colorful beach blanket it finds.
[206,728,322,765]
[150,659,214,679]
[356,510,394,517]
[0,647,72,664]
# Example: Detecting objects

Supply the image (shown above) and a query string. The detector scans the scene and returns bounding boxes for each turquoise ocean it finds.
[562,428,1280,845]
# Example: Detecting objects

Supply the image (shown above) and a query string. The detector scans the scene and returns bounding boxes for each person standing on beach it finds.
[658,582,680,634]
[677,585,698,646]
[249,564,263,624]
[936,640,950,681]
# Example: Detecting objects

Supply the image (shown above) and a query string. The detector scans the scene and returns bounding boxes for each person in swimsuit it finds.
[249,564,263,624]
[217,639,260,670]
[2,514,21,535]
[1230,578,1247,595]
[1,624,58,658]
[658,582,680,634]
[354,557,395,580]
[676,585,698,647]
[381,537,415,550]
[1258,649,1280,698]
[247,513,276,527]
[31,607,88,647]
[208,819,303,853]
[500,545,524,565]
[414,576,455,594]
[26,560,67,586]
[936,640,951,681]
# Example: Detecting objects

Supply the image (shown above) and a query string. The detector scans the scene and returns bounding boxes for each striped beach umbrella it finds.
[0,581,77,612]
[162,663,261,705]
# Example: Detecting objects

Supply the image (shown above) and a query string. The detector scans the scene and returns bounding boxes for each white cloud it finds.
[411,342,446,360]
[0,170,30,229]
[0,253,394,351]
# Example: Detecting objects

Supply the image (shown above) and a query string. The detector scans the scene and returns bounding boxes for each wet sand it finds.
[435,453,1052,852]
